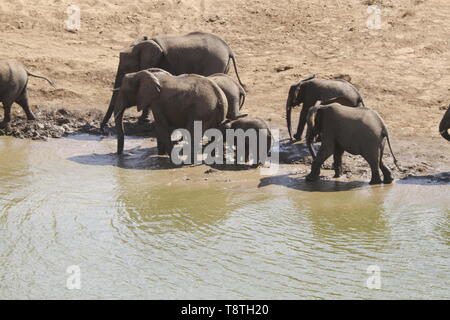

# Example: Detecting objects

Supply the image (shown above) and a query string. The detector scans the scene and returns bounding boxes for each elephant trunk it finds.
[286,86,297,141]
[114,92,126,155]
[101,68,125,130]
[439,108,450,141]
[306,105,321,160]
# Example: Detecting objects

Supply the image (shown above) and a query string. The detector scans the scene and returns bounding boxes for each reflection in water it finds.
[0,136,449,299]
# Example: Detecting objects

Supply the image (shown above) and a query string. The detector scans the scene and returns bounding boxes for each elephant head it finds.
[286,74,315,140]
[101,39,164,130]
[439,106,450,141]
[113,70,163,154]
[113,39,164,90]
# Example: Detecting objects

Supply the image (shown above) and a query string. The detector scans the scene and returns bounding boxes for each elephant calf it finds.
[114,69,227,156]
[136,72,246,123]
[0,60,54,127]
[305,100,399,185]
[221,116,272,165]
[208,73,246,120]
[439,105,450,141]
[286,75,364,141]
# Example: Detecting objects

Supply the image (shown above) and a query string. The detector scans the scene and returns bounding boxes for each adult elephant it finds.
[113,69,227,157]
[439,105,450,141]
[101,31,244,130]
[286,75,364,141]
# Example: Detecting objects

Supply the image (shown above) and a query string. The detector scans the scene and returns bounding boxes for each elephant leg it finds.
[293,105,310,141]
[16,88,36,120]
[152,110,173,156]
[186,118,202,164]
[306,139,334,182]
[138,107,151,124]
[0,101,13,127]
[379,141,393,184]
[363,151,382,185]
[333,145,344,178]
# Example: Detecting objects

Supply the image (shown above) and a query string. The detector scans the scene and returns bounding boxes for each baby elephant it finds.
[208,73,246,120]
[0,60,54,127]
[137,72,246,123]
[221,116,272,165]
[305,100,399,184]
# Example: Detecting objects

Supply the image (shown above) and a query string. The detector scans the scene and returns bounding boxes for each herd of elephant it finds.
[1,31,449,184]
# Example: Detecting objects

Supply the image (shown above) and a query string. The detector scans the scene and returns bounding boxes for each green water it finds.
[0,135,449,299]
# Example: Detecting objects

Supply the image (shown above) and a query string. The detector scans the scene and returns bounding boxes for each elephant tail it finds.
[26,71,55,88]
[238,84,246,110]
[384,130,401,171]
[228,54,246,91]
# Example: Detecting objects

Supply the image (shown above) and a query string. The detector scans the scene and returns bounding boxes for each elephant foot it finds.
[0,121,10,129]
[293,132,302,141]
[333,173,342,178]
[369,178,383,185]
[306,173,319,182]
[100,123,108,134]
[26,116,36,121]
[137,117,150,124]
[383,177,393,184]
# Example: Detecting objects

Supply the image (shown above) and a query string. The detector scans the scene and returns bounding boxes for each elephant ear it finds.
[132,71,162,111]
[131,40,164,70]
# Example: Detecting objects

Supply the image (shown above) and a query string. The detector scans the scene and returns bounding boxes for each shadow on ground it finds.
[397,172,450,186]
[258,173,368,192]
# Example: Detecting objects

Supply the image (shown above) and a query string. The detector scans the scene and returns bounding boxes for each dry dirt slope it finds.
[0,0,449,171]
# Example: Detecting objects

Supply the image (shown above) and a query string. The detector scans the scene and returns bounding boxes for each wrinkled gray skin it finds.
[220,116,272,164]
[102,31,244,130]
[305,102,399,185]
[439,105,450,141]
[286,75,364,141]
[0,60,54,127]
[114,69,227,156]
[208,73,246,120]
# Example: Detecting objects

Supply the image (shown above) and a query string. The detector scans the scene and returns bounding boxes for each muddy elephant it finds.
[286,75,364,141]
[0,60,54,127]
[101,31,245,130]
[208,73,246,120]
[305,100,400,184]
[220,116,272,164]
[113,69,227,156]
[439,105,450,141]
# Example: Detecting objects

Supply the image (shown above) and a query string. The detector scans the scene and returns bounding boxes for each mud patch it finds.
[0,107,154,140]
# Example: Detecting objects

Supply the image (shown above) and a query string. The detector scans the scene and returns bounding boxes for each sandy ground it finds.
[0,0,449,180]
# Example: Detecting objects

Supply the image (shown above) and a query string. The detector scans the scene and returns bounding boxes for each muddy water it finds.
[0,135,449,299]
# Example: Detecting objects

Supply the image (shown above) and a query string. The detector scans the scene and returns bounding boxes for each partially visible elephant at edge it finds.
[305,100,400,185]
[439,105,450,141]
[101,31,245,130]
[113,69,227,156]
[0,59,54,127]
[220,116,272,164]
[208,73,246,120]
[286,75,364,141]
